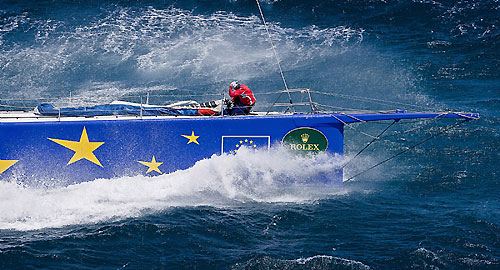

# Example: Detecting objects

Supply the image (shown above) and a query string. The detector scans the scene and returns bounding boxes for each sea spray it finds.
[0,146,346,231]
[0,6,363,102]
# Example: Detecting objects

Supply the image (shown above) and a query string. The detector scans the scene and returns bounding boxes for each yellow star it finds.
[231,138,261,153]
[0,159,18,174]
[138,155,163,174]
[182,131,200,145]
[48,127,105,167]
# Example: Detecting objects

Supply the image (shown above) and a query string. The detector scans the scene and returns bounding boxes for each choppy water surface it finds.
[0,0,499,269]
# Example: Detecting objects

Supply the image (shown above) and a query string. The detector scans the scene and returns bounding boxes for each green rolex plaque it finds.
[282,127,328,154]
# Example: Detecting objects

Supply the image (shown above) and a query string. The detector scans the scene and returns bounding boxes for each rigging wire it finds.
[377,114,448,139]
[309,90,439,111]
[341,120,397,170]
[343,119,469,182]
[254,0,294,113]
[329,113,378,139]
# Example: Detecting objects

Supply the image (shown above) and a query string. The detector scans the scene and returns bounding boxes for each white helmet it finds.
[230,81,240,89]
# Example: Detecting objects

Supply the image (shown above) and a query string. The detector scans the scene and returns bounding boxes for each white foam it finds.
[294,255,370,269]
[0,6,363,101]
[0,147,346,231]
[235,254,370,269]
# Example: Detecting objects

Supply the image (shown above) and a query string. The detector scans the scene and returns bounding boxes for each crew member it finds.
[228,81,256,115]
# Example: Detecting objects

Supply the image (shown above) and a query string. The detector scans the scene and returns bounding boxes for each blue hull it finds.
[0,111,478,186]
[0,114,344,186]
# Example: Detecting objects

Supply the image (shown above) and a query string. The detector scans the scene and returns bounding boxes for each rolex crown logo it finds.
[301,133,310,143]
[282,127,328,154]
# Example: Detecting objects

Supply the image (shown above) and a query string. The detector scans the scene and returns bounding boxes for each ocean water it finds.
[0,0,499,269]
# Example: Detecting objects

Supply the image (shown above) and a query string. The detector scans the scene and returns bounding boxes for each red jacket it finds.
[229,84,256,106]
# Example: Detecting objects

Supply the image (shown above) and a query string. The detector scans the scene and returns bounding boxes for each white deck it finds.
[0,110,288,123]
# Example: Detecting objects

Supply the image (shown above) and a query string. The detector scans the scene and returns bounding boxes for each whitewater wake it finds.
[0,147,346,231]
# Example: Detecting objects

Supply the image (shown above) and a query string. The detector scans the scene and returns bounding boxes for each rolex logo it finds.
[301,133,310,143]
[283,127,328,154]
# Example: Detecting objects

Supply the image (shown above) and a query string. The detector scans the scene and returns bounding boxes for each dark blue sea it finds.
[0,0,499,269]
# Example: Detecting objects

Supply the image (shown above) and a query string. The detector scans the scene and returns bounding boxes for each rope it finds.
[266,91,284,115]
[316,103,375,113]
[341,120,397,169]
[309,90,438,111]
[343,119,469,182]
[456,112,480,120]
[255,0,294,112]
[377,113,448,139]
